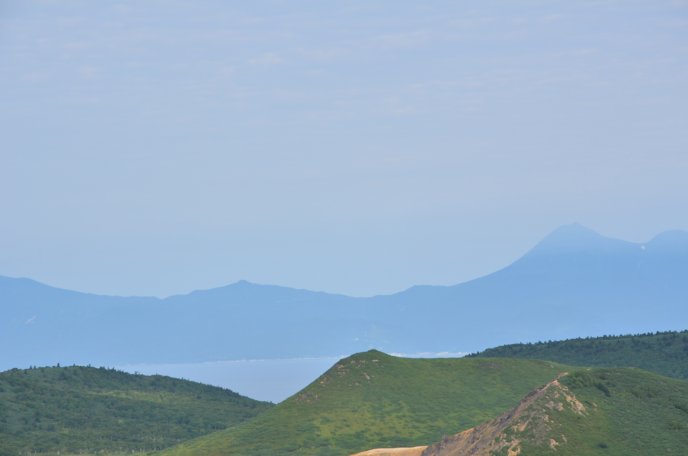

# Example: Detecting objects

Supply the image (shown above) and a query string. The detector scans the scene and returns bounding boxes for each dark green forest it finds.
[0,366,272,455]
[471,330,688,379]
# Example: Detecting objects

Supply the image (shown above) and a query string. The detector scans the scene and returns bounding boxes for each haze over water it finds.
[117,357,342,403]
[117,351,467,402]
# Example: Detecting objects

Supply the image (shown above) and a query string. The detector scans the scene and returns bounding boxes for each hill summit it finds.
[159,351,565,455]
[524,223,636,255]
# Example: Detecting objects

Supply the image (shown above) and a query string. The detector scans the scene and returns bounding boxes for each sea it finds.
[117,352,465,403]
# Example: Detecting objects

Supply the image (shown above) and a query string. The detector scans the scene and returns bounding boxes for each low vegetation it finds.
[160,350,565,456]
[6,330,688,456]
[535,368,688,455]
[358,367,688,455]
[0,365,271,455]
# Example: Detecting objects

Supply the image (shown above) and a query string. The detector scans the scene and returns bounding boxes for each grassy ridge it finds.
[557,368,688,454]
[471,330,688,379]
[519,368,688,455]
[160,350,566,456]
[0,366,272,456]
[417,367,688,456]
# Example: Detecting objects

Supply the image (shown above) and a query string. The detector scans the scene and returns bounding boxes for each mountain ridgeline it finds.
[159,351,566,456]
[471,330,688,380]
[0,366,271,455]
[2,339,688,456]
[161,346,688,456]
[2,224,688,368]
[355,367,688,456]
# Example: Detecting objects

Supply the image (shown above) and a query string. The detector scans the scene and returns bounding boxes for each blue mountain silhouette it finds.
[2,224,687,369]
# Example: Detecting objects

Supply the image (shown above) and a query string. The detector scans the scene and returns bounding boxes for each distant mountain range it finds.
[2,223,688,369]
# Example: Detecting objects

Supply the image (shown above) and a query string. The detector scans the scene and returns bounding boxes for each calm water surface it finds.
[117,352,465,403]
[117,356,342,403]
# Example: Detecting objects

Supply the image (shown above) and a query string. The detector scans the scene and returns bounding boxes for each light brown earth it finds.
[351,447,427,456]
[353,373,585,456]
[422,373,584,456]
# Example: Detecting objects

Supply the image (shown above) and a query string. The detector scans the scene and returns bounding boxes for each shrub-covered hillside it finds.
[0,365,272,455]
[160,350,566,456]
[418,367,688,456]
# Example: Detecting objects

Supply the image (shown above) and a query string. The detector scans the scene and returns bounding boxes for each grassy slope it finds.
[418,367,688,456]
[537,368,688,455]
[161,350,566,456]
[471,330,688,379]
[0,366,272,456]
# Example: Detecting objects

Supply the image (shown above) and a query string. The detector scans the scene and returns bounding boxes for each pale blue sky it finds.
[1,0,687,297]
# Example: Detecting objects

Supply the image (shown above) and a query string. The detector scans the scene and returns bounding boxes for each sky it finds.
[1,0,687,298]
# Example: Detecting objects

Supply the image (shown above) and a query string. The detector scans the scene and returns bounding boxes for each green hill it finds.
[160,350,566,456]
[470,330,688,379]
[0,365,272,456]
[415,367,688,455]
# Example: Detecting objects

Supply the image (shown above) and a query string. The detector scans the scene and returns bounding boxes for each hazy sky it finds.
[2,1,687,297]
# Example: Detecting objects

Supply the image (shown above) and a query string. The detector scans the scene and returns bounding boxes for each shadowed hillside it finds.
[0,366,271,455]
